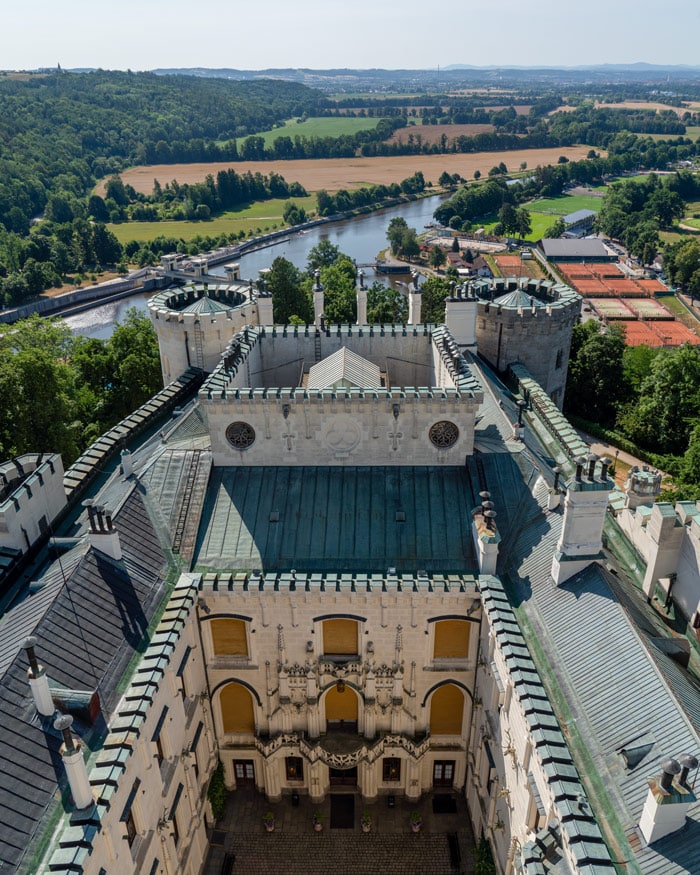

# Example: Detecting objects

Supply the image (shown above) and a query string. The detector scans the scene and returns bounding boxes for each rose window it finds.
[429,420,459,449]
[226,421,256,450]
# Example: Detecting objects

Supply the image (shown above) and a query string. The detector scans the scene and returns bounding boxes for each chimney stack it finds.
[83,500,122,561]
[639,756,697,845]
[54,715,93,810]
[120,449,133,479]
[22,637,54,717]
[551,448,613,585]
[408,272,422,325]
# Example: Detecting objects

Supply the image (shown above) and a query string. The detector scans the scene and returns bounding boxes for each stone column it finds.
[360,759,378,800]
[264,757,282,802]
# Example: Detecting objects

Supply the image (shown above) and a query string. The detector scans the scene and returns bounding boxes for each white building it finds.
[0,272,698,875]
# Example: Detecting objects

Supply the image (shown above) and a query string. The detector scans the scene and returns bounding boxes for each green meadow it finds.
[110,196,316,244]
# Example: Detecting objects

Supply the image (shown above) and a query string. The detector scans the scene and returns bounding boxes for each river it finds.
[63,195,446,340]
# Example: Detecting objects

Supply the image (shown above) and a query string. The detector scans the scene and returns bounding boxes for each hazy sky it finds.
[4,0,699,71]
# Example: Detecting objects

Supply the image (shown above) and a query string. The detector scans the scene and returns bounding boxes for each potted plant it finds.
[313,810,324,832]
[410,810,422,833]
[262,811,275,833]
[361,810,372,833]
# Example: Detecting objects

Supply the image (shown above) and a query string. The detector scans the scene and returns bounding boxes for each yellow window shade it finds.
[323,619,358,655]
[433,620,470,659]
[211,618,248,656]
[325,684,359,721]
[429,685,464,735]
[220,682,255,733]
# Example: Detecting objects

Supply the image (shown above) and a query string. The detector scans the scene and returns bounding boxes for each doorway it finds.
[233,760,255,786]
[329,766,357,787]
[433,760,455,788]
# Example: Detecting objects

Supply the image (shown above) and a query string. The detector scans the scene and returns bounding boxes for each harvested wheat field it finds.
[111,146,594,197]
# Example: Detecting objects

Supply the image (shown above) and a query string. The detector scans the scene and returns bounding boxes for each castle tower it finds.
[474,278,580,410]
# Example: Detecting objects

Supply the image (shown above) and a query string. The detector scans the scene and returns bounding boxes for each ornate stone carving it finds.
[429,420,459,449]
[225,421,256,449]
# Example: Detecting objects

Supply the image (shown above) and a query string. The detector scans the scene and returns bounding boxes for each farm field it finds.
[108,196,316,244]
[388,124,495,145]
[234,116,380,147]
[108,145,594,197]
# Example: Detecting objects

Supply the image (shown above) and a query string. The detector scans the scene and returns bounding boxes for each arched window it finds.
[429,684,464,736]
[211,618,248,656]
[220,682,255,734]
[322,619,358,656]
[433,620,471,659]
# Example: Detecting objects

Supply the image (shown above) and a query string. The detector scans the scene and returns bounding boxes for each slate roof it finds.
[492,289,547,310]
[479,453,700,875]
[0,489,169,873]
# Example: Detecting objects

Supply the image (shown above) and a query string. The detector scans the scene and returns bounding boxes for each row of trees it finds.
[0,310,161,464]
[99,168,308,225]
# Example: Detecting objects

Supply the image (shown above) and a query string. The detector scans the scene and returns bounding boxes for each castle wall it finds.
[46,575,218,875]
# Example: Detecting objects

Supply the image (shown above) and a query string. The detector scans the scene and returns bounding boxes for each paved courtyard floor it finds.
[203,788,477,874]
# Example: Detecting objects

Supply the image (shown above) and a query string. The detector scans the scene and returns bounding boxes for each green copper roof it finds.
[181,292,234,315]
[194,466,480,574]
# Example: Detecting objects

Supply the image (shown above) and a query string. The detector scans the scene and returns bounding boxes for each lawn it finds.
[657,293,700,329]
[109,196,316,244]
[527,193,604,215]
[477,211,560,242]
[235,116,380,148]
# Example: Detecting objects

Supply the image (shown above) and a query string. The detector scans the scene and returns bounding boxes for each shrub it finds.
[207,761,227,822]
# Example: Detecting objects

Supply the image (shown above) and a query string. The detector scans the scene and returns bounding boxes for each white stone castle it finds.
[0,256,698,875]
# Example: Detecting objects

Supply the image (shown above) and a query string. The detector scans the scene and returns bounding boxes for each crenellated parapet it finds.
[472,277,580,409]
[199,324,484,465]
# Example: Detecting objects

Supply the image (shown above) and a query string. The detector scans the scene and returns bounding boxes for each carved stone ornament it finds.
[226,421,256,450]
[428,420,459,449]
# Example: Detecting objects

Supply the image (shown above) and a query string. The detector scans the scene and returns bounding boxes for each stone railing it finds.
[255,731,432,768]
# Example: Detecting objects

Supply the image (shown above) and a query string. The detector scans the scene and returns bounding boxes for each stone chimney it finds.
[22,637,54,717]
[356,269,367,325]
[444,283,477,347]
[83,500,122,561]
[551,453,613,585]
[641,503,684,603]
[54,714,94,810]
[639,756,698,845]
[312,269,324,328]
[120,449,133,479]
[472,491,500,574]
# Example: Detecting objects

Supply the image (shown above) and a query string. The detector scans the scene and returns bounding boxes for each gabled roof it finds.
[308,346,382,389]
[0,489,169,873]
